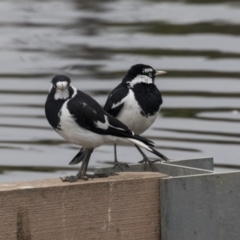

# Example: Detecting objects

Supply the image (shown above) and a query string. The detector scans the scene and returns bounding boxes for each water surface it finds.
[1,0,240,182]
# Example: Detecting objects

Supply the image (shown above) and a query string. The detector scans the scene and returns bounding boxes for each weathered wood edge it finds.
[0,172,168,192]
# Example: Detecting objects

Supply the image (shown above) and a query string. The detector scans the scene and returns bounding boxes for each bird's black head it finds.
[48,75,74,100]
[51,75,71,90]
[128,64,155,78]
[122,64,166,88]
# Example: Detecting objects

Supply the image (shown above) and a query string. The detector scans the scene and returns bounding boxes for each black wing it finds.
[67,90,133,137]
[104,84,129,117]
[67,90,154,147]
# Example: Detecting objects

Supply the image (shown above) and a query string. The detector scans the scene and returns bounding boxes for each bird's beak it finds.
[155,70,167,76]
[56,81,68,90]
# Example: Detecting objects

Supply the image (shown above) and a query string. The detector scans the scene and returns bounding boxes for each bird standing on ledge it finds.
[45,75,168,182]
[104,64,168,169]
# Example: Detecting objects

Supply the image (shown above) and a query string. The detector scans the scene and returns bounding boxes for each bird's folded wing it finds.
[67,93,133,138]
[104,87,129,117]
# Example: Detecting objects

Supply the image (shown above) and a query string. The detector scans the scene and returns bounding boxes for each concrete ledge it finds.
[94,161,213,177]
[159,172,240,240]
[0,172,167,240]
[168,157,214,170]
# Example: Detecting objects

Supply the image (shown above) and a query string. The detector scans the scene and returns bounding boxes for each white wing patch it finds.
[109,123,127,132]
[96,115,109,130]
[127,75,153,88]
[96,115,127,132]
[111,94,128,109]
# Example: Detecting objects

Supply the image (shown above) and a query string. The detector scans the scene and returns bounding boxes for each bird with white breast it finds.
[45,75,169,182]
[104,63,169,169]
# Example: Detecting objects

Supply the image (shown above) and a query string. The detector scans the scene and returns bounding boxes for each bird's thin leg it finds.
[75,148,95,180]
[113,144,129,171]
[82,148,116,179]
[79,148,93,180]
[135,144,160,171]
[78,148,117,179]
[61,149,90,182]
[81,151,91,175]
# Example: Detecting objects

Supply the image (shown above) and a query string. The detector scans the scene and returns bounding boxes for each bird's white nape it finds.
[127,75,153,88]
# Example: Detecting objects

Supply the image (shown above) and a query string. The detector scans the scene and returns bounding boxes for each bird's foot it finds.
[138,158,161,171]
[113,161,129,171]
[60,174,89,182]
[60,175,80,182]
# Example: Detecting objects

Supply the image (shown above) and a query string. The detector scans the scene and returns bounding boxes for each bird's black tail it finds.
[127,135,169,162]
[148,146,169,161]
[131,134,154,148]
[69,135,168,165]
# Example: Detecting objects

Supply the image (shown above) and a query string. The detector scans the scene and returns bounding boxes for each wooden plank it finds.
[0,172,167,240]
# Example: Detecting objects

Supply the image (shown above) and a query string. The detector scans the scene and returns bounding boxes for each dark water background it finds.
[1,0,240,182]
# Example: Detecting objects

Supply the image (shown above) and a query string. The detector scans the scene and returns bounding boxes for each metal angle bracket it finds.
[94,157,240,240]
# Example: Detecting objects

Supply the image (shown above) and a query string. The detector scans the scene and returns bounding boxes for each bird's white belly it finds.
[117,90,159,134]
[57,102,108,148]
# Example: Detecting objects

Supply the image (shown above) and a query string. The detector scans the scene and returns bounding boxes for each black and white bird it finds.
[45,75,168,182]
[103,64,169,169]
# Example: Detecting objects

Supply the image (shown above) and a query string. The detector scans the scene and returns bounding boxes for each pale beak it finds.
[56,81,68,90]
[155,70,167,76]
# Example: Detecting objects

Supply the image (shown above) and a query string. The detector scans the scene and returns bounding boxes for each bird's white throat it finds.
[54,88,69,100]
[127,75,153,88]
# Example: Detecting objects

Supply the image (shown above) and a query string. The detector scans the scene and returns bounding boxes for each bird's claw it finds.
[60,175,79,182]
[138,158,161,171]
[60,175,89,182]
[113,162,129,171]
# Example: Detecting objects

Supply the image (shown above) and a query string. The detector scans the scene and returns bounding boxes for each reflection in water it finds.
[161,108,240,118]
[0,0,240,182]
[105,21,240,35]
[150,136,240,145]
[157,128,240,138]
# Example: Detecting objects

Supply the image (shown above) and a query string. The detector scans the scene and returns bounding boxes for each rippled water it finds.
[1,0,240,182]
